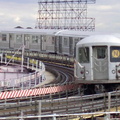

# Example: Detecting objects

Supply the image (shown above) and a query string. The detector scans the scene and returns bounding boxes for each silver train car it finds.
[75,35,120,93]
[1,28,119,93]
[0,29,95,56]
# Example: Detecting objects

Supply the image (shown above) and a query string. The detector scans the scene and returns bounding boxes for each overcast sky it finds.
[0,0,120,33]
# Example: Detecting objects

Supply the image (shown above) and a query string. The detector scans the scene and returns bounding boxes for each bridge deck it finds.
[75,79,120,84]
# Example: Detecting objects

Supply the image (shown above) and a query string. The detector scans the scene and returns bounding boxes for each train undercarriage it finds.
[81,83,120,95]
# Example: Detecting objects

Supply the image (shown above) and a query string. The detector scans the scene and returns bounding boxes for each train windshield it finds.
[93,46,107,59]
[110,46,120,62]
[78,47,89,63]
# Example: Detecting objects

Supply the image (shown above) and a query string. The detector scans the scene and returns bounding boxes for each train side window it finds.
[24,35,30,41]
[2,34,7,41]
[64,37,69,46]
[16,34,22,43]
[78,47,89,63]
[32,35,38,43]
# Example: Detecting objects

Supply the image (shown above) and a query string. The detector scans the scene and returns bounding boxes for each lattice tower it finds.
[36,0,96,31]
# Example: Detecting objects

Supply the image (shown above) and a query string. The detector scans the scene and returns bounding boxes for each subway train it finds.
[75,35,120,94]
[0,28,99,68]
[0,28,98,56]
[0,28,120,93]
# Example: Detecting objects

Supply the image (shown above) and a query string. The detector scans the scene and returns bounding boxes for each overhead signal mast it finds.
[36,0,96,31]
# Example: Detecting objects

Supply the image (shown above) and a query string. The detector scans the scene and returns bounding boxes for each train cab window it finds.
[78,47,89,63]
[93,46,107,59]
[2,34,7,41]
[97,47,106,59]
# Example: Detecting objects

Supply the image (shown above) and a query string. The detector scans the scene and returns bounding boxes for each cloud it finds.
[96,5,112,11]
[0,0,36,4]
[0,0,120,33]
[0,1,38,29]
[88,0,120,33]
[14,17,21,23]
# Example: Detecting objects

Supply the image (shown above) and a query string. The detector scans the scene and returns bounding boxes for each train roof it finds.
[112,33,120,38]
[0,28,107,37]
[0,29,61,35]
[53,30,105,37]
[77,35,120,46]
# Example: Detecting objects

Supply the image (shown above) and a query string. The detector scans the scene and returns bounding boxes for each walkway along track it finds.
[0,91,120,119]
[0,57,82,118]
[0,57,81,101]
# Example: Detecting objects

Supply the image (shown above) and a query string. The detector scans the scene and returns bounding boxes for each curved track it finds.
[45,63,75,84]
[0,61,82,118]
[0,62,81,101]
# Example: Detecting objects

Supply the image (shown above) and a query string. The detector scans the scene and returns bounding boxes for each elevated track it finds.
[0,53,120,119]
[0,91,120,119]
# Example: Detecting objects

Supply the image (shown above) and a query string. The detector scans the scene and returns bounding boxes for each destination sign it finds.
[112,50,120,58]
[110,46,120,62]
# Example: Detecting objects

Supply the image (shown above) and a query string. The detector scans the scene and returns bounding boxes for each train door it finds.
[41,35,46,51]
[54,36,61,54]
[9,33,14,48]
[24,34,30,49]
[74,38,80,57]
[58,36,62,54]
[54,36,57,53]
[40,35,42,51]
[69,37,73,55]
[92,46,108,80]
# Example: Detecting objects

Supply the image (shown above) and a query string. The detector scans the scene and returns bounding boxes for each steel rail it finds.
[0,91,120,117]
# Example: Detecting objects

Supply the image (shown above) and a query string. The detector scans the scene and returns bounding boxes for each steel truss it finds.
[36,0,96,31]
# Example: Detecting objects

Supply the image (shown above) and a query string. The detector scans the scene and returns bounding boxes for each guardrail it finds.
[40,91,120,115]
[0,91,120,119]
[0,49,75,68]
[0,54,46,91]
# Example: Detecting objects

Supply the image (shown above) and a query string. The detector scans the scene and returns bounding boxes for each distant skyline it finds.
[0,0,120,33]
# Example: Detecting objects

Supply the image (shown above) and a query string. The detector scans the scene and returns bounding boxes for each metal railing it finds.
[0,54,46,91]
[0,91,120,119]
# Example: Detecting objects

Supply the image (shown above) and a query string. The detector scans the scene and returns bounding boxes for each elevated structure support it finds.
[36,0,96,31]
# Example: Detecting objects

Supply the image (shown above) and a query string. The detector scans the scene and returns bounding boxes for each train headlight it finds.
[86,70,89,74]
[80,70,89,74]
[112,70,115,74]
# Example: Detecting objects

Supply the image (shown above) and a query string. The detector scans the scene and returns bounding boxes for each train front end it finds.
[75,35,120,83]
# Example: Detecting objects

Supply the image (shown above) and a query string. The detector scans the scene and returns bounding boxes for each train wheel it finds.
[83,85,96,95]
[94,85,105,93]
[115,84,120,91]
